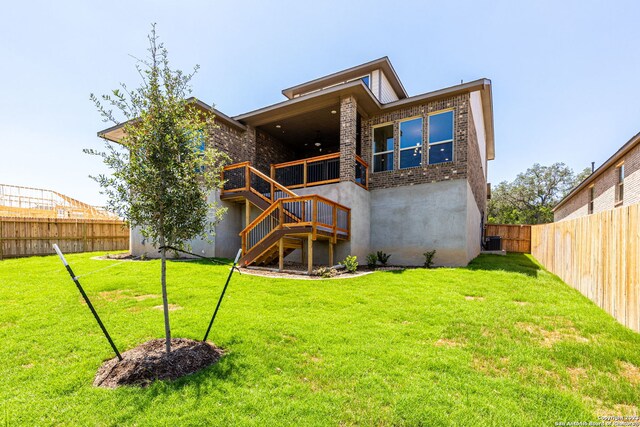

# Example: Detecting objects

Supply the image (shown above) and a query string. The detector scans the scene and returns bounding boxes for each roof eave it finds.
[96,97,246,142]
[235,80,382,126]
[281,56,408,100]
[553,131,640,212]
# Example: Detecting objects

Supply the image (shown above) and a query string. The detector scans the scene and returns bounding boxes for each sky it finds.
[1,0,639,206]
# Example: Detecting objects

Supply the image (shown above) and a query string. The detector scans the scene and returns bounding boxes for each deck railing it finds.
[270,153,369,190]
[239,195,350,256]
[222,162,297,203]
[355,155,369,190]
[271,153,340,189]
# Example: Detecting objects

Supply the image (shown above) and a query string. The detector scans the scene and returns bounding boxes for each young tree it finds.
[488,163,589,224]
[86,25,229,353]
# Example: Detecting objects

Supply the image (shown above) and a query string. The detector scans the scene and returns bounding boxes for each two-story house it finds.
[99,57,495,271]
[554,132,640,221]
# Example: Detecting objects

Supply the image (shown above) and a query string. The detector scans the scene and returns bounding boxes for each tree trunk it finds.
[159,234,171,353]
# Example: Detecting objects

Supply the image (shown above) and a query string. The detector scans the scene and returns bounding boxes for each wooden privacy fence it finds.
[531,203,640,332]
[485,224,531,253]
[0,217,129,259]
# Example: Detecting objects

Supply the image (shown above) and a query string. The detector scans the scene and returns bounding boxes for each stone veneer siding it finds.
[361,94,470,190]
[554,140,640,221]
[340,95,357,183]
[467,106,488,215]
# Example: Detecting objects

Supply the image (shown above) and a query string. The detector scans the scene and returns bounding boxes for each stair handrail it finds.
[222,162,298,202]
[239,195,351,259]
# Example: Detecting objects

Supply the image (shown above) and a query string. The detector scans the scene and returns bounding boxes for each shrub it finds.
[313,266,338,278]
[342,255,358,273]
[376,251,391,266]
[366,253,378,269]
[423,250,436,268]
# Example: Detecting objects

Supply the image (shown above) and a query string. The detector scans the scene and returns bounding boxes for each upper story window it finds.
[616,163,624,205]
[399,117,423,169]
[348,75,370,89]
[373,124,394,172]
[427,110,454,164]
[588,185,594,214]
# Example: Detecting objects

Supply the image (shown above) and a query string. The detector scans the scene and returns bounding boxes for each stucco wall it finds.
[130,191,225,259]
[285,181,370,265]
[465,181,482,262]
[369,180,472,267]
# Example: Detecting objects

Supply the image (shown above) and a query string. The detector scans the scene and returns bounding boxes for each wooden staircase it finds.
[220,162,350,270]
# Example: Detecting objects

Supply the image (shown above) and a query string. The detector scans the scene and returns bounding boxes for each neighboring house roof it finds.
[98,97,246,142]
[281,56,408,100]
[553,131,640,212]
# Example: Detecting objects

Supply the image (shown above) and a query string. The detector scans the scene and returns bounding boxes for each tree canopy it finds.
[86,25,229,352]
[488,163,591,225]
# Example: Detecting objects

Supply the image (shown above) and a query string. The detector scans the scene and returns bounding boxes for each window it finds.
[588,185,594,214]
[399,117,423,169]
[348,75,370,88]
[427,110,454,164]
[373,124,394,172]
[616,164,624,205]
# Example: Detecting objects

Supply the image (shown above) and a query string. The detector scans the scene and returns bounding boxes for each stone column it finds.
[339,95,357,183]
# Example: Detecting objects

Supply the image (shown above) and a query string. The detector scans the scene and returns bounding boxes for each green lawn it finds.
[1,252,639,426]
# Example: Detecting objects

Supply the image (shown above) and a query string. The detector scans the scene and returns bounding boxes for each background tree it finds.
[86,25,229,353]
[488,163,591,225]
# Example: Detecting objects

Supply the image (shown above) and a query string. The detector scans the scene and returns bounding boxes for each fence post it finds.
[0,218,3,260]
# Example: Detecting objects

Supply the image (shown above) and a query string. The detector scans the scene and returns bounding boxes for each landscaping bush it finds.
[366,253,378,269]
[313,266,338,278]
[423,250,436,268]
[342,255,358,273]
[376,251,391,266]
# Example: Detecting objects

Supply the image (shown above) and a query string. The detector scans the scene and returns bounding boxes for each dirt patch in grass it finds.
[152,304,182,311]
[516,321,589,347]
[434,338,464,348]
[99,290,131,302]
[133,294,158,301]
[513,300,529,306]
[618,361,640,385]
[566,366,588,387]
[473,356,509,376]
[518,365,562,387]
[99,290,160,302]
[464,295,485,301]
[94,338,223,388]
[584,397,639,417]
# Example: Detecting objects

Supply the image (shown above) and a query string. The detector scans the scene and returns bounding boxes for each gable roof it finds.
[281,57,408,100]
[97,97,246,142]
[553,131,640,212]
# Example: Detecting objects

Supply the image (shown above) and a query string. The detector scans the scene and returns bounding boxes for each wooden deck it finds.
[221,162,351,273]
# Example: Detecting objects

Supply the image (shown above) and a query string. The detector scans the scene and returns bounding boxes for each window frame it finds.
[615,162,625,206]
[427,108,455,165]
[371,121,395,173]
[588,185,594,214]
[398,116,424,169]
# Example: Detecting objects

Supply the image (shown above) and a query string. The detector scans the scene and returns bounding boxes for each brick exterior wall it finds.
[467,106,488,215]
[255,129,296,174]
[207,121,255,165]
[339,95,357,183]
[361,94,471,190]
[555,140,640,221]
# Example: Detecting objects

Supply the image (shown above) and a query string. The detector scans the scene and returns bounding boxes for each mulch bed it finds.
[94,338,223,388]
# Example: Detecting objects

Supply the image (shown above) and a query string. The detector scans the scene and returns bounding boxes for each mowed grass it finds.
[1,252,640,426]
